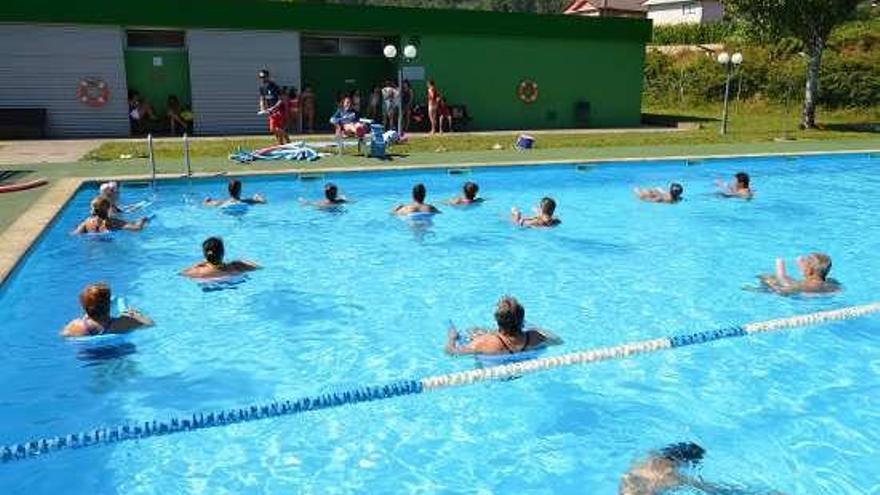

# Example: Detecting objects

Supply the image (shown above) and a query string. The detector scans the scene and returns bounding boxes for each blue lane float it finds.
[3,303,879,464]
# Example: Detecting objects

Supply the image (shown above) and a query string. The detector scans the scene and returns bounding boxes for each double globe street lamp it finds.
[384,43,418,134]
[717,51,743,135]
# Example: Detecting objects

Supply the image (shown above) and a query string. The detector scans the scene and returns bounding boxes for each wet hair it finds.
[735,172,750,188]
[809,252,832,280]
[90,196,110,220]
[494,296,525,335]
[202,237,225,266]
[228,179,242,200]
[412,183,426,203]
[659,442,705,465]
[540,197,556,216]
[324,183,339,201]
[80,283,112,319]
[258,69,269,79]
[463,181,479,200]
[670,183,684,201]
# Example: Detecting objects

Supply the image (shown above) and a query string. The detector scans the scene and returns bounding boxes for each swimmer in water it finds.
[181,237,260,279]
[445,296,562,355]
[60,283,153,337]
[757,253,841,295]
[621,443,786,495]
[511,196,560,227]
[635,183,684,204]
[204,179,266,207]
[72,196,149,234]
[300,182,350,208]
[716,172,753,199]
[445,181,484,206]
[392,183,441,215]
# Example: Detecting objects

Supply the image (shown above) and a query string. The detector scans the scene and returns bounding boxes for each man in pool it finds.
[181,237,260,279]
[204,179,267,207]
[73,196,149,234]
[61,283,153,337]
[511,196,560,227]
[300,182,350,209]
[635,183,684,204]
[757,253,840,295]
[445,181,484,206]
[716,172,753,199]
[392,183,441,215]
[445,296,562,355]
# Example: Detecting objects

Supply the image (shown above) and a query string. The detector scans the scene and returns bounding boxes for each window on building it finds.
[126,30,185,49]
[682,2,697,15]
[302,36,384,57]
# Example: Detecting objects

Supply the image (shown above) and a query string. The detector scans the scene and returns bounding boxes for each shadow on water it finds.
[77,343,138,364]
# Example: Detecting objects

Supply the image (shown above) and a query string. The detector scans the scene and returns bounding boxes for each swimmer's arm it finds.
[445,328,481,355]
[116,309,154,330]
[72,222,87,235]
[203,198,223,207]
[775,258,794,285]
[115,217,148,231]
[390,204,405,214]
[180,262,206,277]
[243,194,266,205]
[230,260,261,271]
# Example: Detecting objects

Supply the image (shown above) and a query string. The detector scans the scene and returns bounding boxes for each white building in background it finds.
[642,0,724,25]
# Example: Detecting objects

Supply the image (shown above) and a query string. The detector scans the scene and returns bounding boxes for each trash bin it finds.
[574,101,590,128]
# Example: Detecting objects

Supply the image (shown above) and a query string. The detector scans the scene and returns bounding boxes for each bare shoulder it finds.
[60,320,85,337]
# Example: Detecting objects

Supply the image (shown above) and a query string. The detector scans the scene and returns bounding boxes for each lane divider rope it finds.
[3,302,879,464]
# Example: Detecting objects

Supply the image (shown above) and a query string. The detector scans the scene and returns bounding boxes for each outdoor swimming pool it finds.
[1,153,879,493]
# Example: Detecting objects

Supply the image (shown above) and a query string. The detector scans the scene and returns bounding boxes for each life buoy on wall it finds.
[517,79,539,104]
[76,78,110,107]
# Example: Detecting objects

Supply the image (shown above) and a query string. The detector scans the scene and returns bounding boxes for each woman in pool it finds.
[445,296,562,355]
[392,183,441,215]
[204,179,266,207]
[757,252,840,295]
[60,283,153,337]
[300,182,350,209]
[73,196,149,234]
[511,196,560,227]
[445,181,484,206]
[716,172,753,199]
[181,237,260,279]
[635,183,684,204]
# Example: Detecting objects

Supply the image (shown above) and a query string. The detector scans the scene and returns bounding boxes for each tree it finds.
[725,0,861,129]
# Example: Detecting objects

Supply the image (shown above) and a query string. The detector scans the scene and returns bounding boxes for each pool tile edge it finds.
[0,178,83,286]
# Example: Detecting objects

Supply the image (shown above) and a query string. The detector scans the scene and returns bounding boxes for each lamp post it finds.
[717,51,743,135]
[384,43,418,134]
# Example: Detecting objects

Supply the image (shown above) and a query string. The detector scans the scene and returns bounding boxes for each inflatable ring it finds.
[517,80,539,104]
[77,78,110,107]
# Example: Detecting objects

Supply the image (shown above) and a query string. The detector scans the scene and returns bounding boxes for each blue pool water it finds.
[1,154,879,493]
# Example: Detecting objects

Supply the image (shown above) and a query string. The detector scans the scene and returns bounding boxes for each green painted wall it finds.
[301,56,395,130]
[413,35,645,129]
[124,50,191,117]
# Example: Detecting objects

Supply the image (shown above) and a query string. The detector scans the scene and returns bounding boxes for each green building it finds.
[0,0,650,137]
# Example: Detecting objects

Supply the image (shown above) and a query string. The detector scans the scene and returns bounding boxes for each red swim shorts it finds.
[268,112,287,132]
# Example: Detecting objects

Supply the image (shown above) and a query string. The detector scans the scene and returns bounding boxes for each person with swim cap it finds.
[635,183,684,204]
[445,181,484,206]
[621,443,786,494]
[757,252,841,295]
[204,179,266,207]
[73,196,149,234]
[445,296,562,355]
[300,182,350,209]
[60,283,153,337]
[511,196,560,227]
[181,237,261,279]
[716,172,753,199]
[392,183,441,215]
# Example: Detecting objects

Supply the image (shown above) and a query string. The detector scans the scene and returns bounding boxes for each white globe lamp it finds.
[717,52,730,65]
[383,44,398,59]
[731,52,743,65]
[403,44,418,59]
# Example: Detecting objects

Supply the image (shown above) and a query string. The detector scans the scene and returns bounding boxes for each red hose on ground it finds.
[0,179,48,194]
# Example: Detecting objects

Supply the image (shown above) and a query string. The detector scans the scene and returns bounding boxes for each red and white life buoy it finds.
[517,79,539,104]
[76,79,110,107]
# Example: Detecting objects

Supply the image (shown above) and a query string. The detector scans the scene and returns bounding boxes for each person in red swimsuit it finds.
[257,69,289,145]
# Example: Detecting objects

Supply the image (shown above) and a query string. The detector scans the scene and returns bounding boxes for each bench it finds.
[0,108,47,139]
